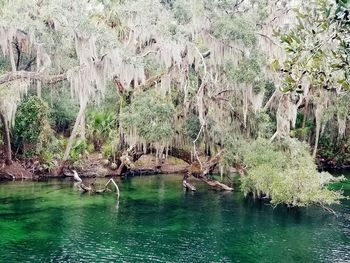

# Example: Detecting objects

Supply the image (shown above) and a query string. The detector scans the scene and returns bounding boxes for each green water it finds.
[0,174,349,263]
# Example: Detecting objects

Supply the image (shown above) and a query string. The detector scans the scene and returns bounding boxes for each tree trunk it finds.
[167,147,193,164]
[37,81,42,97]
[189,150,233,191]
[302,100,308,129]
[0,112,13,165]
[116,145,135,176]
[9,42,17,72]
[0,71,67,85]
[36,47,42,97]
[80,113,85,139]
[63,101,87,160]
[53,100,87,176]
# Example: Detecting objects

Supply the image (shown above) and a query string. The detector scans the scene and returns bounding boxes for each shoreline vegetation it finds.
[1,0,350,212]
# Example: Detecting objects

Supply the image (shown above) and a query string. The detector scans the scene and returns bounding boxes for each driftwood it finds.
[72,170,120,196]
[104,178,120,196]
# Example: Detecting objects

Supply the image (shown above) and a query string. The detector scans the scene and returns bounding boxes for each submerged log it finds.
[80,182,93,192]
[72,170,91,192]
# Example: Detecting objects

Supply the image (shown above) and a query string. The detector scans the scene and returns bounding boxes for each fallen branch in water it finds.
[317,204,337,216]
[72,170,120,196]
[104,178,120,197]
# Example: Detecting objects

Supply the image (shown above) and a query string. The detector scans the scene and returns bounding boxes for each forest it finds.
[1,0,350,209]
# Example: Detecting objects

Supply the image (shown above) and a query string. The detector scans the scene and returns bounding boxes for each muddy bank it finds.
[0,162,35,180]
[0,154,190,181]
[2,152,350,182]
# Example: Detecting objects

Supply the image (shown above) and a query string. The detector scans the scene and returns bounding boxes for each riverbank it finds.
[2,152,350,182]
[0,154,191,181]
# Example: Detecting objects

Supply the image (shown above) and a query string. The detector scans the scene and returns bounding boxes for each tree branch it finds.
[0,71,67,85]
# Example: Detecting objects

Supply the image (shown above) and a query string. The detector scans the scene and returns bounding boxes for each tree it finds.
[277,0,350,157]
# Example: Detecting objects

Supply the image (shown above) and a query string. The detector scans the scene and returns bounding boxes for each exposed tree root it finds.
[52,160,66,177]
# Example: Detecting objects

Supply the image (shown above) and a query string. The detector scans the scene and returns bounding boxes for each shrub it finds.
[224,137,345,208]
[86,110,117,151]
[69,138,93,163]
[13,96,53,155]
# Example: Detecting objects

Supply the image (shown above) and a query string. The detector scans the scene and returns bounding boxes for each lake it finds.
[0,174,349,262]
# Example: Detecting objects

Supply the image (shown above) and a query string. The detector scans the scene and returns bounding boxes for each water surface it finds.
[0,174,349,262]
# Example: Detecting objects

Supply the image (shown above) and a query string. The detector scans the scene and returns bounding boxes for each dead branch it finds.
[72,170,120,196]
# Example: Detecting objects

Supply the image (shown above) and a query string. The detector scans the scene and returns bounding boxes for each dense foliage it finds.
[13,96,51,156]
[120,91,174,143]
[224,137,344,207]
